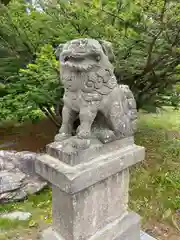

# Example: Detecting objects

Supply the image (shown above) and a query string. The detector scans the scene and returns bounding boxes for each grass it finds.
[130,108,180,228]
[0,107,179,239]
[0,188,52,239]
[138,107,180,131]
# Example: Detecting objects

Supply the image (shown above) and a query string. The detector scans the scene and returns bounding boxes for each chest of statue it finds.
[61,68,117,94]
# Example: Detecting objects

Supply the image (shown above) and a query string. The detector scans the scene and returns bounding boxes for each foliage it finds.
[0,187,52,239]
[18,44,62,125]
[0,44,62,125]
[130,108,180,226]
[0,0,54,80]
[41,0,180,110]
[169,83,180,109]
[0,0,180,123]
[0,0,11,5]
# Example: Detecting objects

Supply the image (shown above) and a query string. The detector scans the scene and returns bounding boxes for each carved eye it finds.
[64,56,69,62]
[96,55,101,61]
[81,39,87,46]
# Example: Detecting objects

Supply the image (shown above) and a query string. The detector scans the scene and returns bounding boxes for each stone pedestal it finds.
[35,137,145,240]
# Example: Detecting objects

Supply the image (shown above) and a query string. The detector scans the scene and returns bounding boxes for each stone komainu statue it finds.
[55,38,137,143]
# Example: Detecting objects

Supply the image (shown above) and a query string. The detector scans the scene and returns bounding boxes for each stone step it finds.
[141,231,156,240]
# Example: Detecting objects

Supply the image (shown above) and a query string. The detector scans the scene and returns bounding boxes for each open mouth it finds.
[64,55,85,62]
[63,52,101,63]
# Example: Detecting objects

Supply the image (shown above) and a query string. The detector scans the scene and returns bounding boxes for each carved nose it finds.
[72,40,79,44]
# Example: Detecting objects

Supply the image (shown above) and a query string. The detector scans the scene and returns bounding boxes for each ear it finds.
[99,40,115,62]
[55,44,64,59]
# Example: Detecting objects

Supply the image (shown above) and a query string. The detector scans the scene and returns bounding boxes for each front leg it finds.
[59,105,77,137]
[77,107,97,139]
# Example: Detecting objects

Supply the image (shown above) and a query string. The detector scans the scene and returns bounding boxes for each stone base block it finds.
[35,143,145,194]
[41,212,141,240]
[42,228,62,240]
[140,231,156,240]
[52,169,129,240]
[42,229,157,240]
[36,140,146,240]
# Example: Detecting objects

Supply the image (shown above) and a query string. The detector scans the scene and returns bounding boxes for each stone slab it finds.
[52,169,129,240]
[41,212,141,240]
[42,228,62,240]
[0,211,31,221]
[47,137,134,166]
[14,151,39,176]
[140,231,156,240]
[35,144,145,194]
[47,138,103,166]
[88,212,141,240]
[42,229,156,240]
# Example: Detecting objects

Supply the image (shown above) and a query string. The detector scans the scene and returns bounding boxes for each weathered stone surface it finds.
[36,142,145,194]
[42,212,140,240]
[0,150,47,203]
[0,189,27,202]
[55,38,137,144]
[36,139,145,240]
[0,170,25,194]
[140,231,156,240]
[88,212,140,240]
[47,137,134,166]
[22,176,47,195]
[52,169,129,240]
[42,228,62,240]
[14,151,38,176]
[47,137,103,166]
[1,211,31,221]
[0,158,14,170]
[42,229,156,240]
[0,150,16,159]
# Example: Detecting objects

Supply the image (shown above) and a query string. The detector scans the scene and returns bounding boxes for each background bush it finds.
[0,0,180,124]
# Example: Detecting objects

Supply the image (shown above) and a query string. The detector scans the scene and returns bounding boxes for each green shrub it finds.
[1,0,180,123]
[0,44,62,125]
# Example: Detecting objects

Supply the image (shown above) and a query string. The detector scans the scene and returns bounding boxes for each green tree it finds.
[1,0,180,124]
[0,0,11,5]
[0,44,62,125]
[0,0,55,80]
[40,0,180,110]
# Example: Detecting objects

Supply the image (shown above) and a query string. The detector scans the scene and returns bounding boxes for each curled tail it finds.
[119,84,137,132]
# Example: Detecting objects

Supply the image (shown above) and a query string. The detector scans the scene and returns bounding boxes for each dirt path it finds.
[0,119,57,152]
[144,221,180,239]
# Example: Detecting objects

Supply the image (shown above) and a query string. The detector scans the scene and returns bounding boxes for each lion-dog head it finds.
[55,38,115,72]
